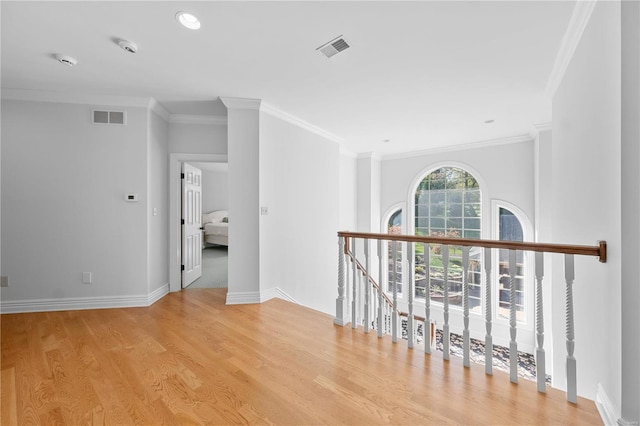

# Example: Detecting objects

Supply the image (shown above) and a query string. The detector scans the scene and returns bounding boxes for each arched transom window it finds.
[414,167,482,311]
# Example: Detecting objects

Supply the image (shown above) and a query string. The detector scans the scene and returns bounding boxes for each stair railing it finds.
[334,231,606,404]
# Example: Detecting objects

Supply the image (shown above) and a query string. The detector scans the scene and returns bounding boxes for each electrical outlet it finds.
[261,206,268,215]
[0,276,8,287]
[82,272,92,284]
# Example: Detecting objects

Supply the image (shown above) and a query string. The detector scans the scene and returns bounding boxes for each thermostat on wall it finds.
[125,193,139,202]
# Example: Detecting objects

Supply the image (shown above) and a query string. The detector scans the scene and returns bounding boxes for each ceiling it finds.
[1,1,576,155]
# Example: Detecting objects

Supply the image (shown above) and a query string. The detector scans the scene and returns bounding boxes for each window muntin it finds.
[414,167,482,311]
[497,207,525,322]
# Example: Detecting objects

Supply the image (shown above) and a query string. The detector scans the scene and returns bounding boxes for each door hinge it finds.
[181,265,185,271]
[181,173,185,179]
[181,219,185,225]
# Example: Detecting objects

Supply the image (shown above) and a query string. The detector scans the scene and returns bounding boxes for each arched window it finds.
[414,167,482,311]
[497,207,526,322]
[387,209,403,294]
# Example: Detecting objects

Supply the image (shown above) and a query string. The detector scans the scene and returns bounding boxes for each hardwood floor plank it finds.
[1,288,602,425]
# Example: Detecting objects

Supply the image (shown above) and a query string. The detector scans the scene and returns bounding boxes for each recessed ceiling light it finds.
[383,139,391,143]
[484,119,495,124]
[176,11,201,30]
[55,54,78,67]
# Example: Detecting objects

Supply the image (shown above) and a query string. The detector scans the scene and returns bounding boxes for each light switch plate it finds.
[0,276,8,287]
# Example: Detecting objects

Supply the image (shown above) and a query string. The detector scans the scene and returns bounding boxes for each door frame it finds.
[169,153,228,292]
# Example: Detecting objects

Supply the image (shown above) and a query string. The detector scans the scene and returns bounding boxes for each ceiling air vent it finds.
[92,110,126,125]
[317,35,350,58]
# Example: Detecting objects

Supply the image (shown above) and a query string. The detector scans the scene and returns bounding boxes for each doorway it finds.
[169,153,228,292]
[184,161,229,289]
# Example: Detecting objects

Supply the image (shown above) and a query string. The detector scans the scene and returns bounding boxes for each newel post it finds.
[334,236,349,326]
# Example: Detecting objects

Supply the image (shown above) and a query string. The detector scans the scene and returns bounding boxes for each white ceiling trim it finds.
[545,1,598,99]
[260,102,344,145]
[169,114,227,125]
[529,122,553,139]
[220,97,262,111]
[1,88,152,108]
[148,98,171,122]
[382,134,534,161]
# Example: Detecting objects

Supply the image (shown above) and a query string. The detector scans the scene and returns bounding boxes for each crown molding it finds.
[545,1,597,99]
[260,102,344,145]
[169,114,227,125]
[1,88,152,108]
[529,122,553,139]
[148,98,171,122]
[220,97,262,111]
[382,134,533,161]
[340,147,358,158]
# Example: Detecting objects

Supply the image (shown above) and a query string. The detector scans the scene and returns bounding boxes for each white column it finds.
[352,238,358,329]
[392,241,399,343]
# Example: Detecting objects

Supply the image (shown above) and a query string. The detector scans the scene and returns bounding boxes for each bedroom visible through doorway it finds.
[183,161,229,289]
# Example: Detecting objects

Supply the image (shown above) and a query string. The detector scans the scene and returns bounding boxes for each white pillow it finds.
[203,210,228,223]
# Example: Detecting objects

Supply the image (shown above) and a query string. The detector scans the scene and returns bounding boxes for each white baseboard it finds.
[148,284,170,305]
[0,284,170,314]
[596,383,621,426]
[225,287,299,306]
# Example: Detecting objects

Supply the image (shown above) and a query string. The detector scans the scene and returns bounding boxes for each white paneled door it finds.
[182,163,203,288]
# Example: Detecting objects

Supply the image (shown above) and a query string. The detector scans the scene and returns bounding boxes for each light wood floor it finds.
[1,289,601,425]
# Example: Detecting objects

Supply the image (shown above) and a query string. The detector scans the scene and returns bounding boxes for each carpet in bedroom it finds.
[185,245,228,289]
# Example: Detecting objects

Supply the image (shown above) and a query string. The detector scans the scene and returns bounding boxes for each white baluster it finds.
[335,237,347,326]
[407,242,414,349]
[565,254,577,403]
[484,247,493,375]
[377,240,383,338]
[424,242,432,355]
[364,239,370,334]
[462,246,470,368]
[535,252,546,393]
[392,241,399,343]
[509,249,518,383]
[352,238,357,329]
[443,245,450,360]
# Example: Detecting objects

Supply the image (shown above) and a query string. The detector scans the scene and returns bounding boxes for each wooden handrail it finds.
[339,231,607,263]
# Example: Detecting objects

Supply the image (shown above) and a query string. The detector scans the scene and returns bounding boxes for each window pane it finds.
[414,167,482,303]
[497,207,526,322]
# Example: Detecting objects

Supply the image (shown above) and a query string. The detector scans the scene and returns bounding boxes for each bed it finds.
[202,210,229,246]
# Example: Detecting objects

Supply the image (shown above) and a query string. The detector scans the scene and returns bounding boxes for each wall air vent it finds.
[92,110,126,125]
[316,35,350,58]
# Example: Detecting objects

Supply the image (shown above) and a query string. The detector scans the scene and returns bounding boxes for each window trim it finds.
[381,203,406,298]
[491,199,534,328]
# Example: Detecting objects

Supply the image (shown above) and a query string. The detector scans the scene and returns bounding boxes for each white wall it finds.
[339,152,357,232]
[259,112,341,315]
[148,110,169,294]
[621,0,640,421]
[551,0,621,403]
[168,122,227,154]
[223,100,261,297]
[200,168,228,213]
[1,100,150,305]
